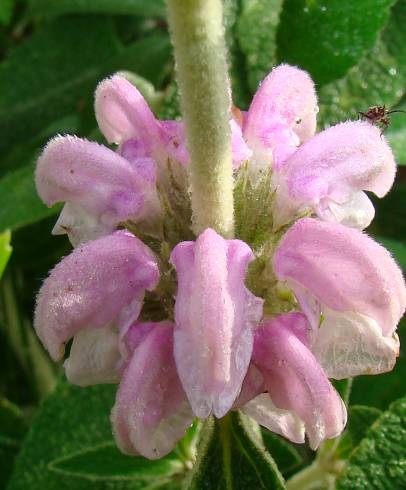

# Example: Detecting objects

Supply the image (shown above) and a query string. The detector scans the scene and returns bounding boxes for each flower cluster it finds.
[34,65,406,459]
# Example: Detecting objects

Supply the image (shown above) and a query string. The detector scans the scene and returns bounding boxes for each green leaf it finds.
[0,230,12,278]
[336,395,406,489]
[237,0,283,92]
[0,396,27,449]
[345,406,382,449]
[28,0,166,18]
[0,397,27,488]
[382,0,406,80]
[261,429,303,476]
[49,442,183,483]
[0,165,60,233]
[0,16,120,155]
[385,104,406,165]
[334,406,383,462]
[224,0,251,108]
[276,0,395,85]
[186,412,286,489]
[8,380,186,489]
[0,0,14,25]
[318,41,405,127]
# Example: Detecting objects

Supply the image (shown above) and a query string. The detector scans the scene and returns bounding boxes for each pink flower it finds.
[33,64,406,460]
[273,218,406,379]
[170,228,263,418]
[242,65,396,231]
[245,313,347,450]
[34,230,160,363]
[36,75,250,246]
[34,227,263,457]
[243,64,318,173]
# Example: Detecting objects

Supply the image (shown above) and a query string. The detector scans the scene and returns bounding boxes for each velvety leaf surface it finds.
[0,16,120,155]
[0,0,14,25]
[261,429,303,477]
[0,165,60,233]
[382,0,406,79]
[345,406,383,449]
[237,0,283,92]
[0,397,27,488]
[318,41,404,127]
[386,108,406,166]
[28,0,166,18]
[8,380,186,490]
[186,412,286,489]
[277,0,395,85]
[0,18,170,157]
[336,396,406,489]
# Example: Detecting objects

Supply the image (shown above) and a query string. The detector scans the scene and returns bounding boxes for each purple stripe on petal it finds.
[34,230,159,360]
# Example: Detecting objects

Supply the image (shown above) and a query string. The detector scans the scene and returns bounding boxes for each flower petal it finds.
[51,202,113,246]
[95,74,161,149]
[231,119,252,168]
[170,228,263,418]
[161,119,252,168]
[112,322,194,459]
[253,313,347,449]
[233,364,264,408]
[273,121,396,228]
[273,218,406,336]
[315,190,375,230]
[34,230,159,360]
[36,136,159,243]
[244,64,317,171]
[242,394,305,444]
[312,308,399,379]
[64,326,120,386]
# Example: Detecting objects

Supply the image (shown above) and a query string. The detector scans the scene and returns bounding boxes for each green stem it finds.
[287,460,332,490]
[166,0,235,237]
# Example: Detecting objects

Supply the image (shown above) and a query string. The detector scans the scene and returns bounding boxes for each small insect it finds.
[359,105,406,133]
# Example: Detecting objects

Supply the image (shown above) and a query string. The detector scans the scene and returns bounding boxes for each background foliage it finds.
[0,0,406,488]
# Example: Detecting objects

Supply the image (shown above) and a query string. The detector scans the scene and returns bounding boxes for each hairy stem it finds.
[166,0,234,237]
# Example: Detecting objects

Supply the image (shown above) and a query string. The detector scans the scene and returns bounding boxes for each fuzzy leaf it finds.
[277,0,395,85]
[0,397,27,488]
[237,0,283,92]
[336,396,406,489]
[318,41,404,127]
[28,0,166,17]
[186,412,286,490]
[0,165,60,233]
[0,16,120,155]
[8,380,186,489]
[261,429,303,477]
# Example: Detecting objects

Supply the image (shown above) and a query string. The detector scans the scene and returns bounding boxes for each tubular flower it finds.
[36,74,250,246]
[33,64,406,460]
[273,218,406,379]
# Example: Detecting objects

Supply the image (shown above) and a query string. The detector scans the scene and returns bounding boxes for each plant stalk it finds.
[166,0,234,237]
